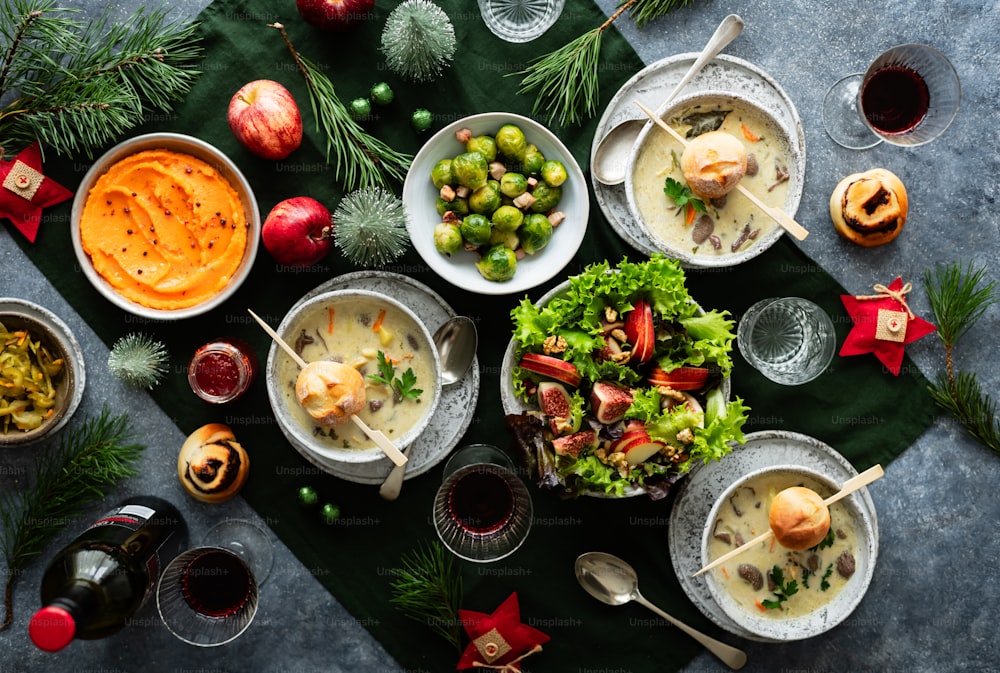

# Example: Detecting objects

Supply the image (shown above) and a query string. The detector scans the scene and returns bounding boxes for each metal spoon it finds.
[575,551,747,670]
[379,316,478,500]
[591,14,745,186]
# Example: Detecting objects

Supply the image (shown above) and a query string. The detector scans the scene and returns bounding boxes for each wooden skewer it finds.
[248,309,408,467]
[634,101,810,242]
[692,464,884,578]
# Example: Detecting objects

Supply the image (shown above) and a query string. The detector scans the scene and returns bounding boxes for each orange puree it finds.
[80,149,248,311]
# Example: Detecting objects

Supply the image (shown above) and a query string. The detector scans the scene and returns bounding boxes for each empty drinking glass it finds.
[737,297,836,385]
[477,0,565,43]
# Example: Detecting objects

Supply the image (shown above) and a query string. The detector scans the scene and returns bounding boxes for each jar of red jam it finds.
[187,338,258,403]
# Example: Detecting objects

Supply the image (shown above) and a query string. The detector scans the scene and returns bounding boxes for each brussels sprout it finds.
[452,151,488,190]
[476,244,517,282]
[431,159,454,189]
[499,172,528,198]
[449,197,470,217]
[460,213,492,247]
[530,182,562,213]
[489,226,520,250]
[520,213,553,255]
[520,144,545,175]
[491,204,524,233]
[540,160,568,187]
[433,223,463,256]
[466,135,497,162]
[469,180,501,214]
[495,124,527,160]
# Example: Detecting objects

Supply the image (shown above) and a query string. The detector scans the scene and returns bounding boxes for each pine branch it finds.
[929,371,1000,455]
[0,406,145,631]
[625,0,698,27]
[389,540,463,649]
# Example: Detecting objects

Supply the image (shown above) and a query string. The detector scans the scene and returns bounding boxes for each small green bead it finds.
[348,97,371,120]
[411,108,433,133]
[370,82,394,106]
[321,502,341,525]
[297,486,319,507]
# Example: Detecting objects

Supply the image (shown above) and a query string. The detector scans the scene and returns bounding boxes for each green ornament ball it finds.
[297,486,319,507]
[370,82,394,106]
[321,502,342,525]
[411,108,433,133]
[349,97,371,120]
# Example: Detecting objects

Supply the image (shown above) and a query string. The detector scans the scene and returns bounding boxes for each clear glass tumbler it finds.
[477,0,565,43]
[737,297,836,386]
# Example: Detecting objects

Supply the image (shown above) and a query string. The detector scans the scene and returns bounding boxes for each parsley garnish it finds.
[820,564,834,591]
[368,351,422,403]
[810,528,836,551]
[663,178,707,213]
[761,565,799,610]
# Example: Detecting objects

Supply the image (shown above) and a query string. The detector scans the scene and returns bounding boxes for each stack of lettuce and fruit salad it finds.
[505,256,750,499]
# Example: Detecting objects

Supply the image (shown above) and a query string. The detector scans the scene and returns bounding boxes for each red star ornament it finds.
[0,142,73,242]
[840,276,936,375]
[457,593,550,671]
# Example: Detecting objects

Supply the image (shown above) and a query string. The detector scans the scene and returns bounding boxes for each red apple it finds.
[624,298,655,363]
[611,424,666,466]
[296,0,375,32]
[518,352,581,388]
[262,197,333,266]
[228,80,302,160]
[646,366,710,391]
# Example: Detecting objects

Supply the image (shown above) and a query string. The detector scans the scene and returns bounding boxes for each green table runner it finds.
[20,1,937,671]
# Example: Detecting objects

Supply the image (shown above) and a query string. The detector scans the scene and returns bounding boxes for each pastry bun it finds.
[769,486,831,551]
[830,168,908,247]
[178,423,249,503]
[681,130,747,199]
[295,360,365,427]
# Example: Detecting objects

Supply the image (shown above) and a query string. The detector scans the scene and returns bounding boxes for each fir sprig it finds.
[0,0,201,158]
[389,540,463,649]
[514,0,696,127]
[107,333,169,389]
[333,187,410,267]
[0,406,145,630]
[924,261,999,454]
[270,22,412,191]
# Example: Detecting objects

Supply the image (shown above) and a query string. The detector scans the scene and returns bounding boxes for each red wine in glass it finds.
[181,549,254,618]
[447,469,516,535]
[861,66,930,134]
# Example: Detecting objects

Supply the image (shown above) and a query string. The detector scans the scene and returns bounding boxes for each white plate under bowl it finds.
[668,430,879,641]
[403,112,588,296]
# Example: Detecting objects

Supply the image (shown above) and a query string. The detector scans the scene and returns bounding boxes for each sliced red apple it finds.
[624,298,655,363]
[594,336,623,363]
[551,429,598,457]
[647,365,710,391]
[519,352,582,388]
[610,424,666,466]
[590,381,633,424]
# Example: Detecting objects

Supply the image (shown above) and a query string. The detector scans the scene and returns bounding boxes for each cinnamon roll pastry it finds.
[178,423,249,503]
[830,168,908,247]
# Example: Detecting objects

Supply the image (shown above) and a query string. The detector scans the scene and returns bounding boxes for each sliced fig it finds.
[594,336,623,363]
[551,429,598,457]
[590,381,633,424]
[537,381,577,435]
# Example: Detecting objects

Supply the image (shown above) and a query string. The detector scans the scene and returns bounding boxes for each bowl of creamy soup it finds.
[266,289,441,465]
[71,133,260,320]
[625,91,803,268]
[701,464,877,641]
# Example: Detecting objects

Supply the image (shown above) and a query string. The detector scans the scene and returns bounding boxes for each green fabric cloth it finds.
[19,1,937,671]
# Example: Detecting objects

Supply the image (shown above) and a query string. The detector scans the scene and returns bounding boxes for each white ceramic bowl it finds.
[402,112,588,295]
[625,91,804,268]
[701,464,877,641]
[0,298,85,446]
[71,132,260,320]
[265,289,442,466]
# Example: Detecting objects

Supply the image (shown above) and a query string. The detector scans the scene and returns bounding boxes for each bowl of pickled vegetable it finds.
[402,112,588,295]
[0,298,85,446]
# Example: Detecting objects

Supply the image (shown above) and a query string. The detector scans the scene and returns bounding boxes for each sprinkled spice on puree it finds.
[80,149,248,311]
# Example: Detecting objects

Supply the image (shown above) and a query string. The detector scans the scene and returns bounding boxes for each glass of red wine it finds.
[156,545,259,646]
[432,444,533,563]
[823,43,960,150]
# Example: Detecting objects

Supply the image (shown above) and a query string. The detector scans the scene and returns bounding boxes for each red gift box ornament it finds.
[457,593,550,671]
[0,142,73,243]
[839,277,936,375]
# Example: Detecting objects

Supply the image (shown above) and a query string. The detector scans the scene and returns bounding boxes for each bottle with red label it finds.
[28,496,188,652]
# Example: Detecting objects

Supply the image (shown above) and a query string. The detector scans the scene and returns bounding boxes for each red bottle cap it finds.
[29,606,76,652]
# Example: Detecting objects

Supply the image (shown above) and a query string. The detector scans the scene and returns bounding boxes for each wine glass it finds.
[432,444,533,563]
[156,520,272,646]
[477,0,565,43]
[736,297,836,386]
[822,43,960,150]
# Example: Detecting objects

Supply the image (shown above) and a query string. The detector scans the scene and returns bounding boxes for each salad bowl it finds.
[501,256,749,499]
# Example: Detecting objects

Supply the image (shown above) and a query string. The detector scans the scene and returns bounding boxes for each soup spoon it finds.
[575,551,747,670]
[247,309,408,467]
[591,14,745,186]
[379,316,478,501]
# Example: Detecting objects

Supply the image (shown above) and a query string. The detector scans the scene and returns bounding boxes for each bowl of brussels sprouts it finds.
[402,112,588,295]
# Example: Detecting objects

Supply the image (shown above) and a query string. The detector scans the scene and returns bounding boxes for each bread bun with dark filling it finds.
[830,168,908,247]
[178,423,249,503]
[769,486,831,551]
